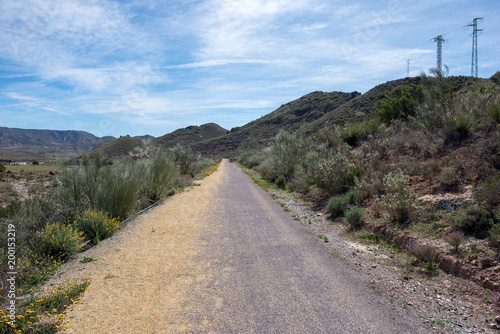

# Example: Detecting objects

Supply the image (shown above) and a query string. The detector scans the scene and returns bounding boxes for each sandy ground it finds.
[49,160,426,333]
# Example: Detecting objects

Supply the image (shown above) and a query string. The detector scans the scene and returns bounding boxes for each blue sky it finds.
[0,0,499,138]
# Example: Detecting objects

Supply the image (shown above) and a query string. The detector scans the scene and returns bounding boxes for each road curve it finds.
[62,159,425,333]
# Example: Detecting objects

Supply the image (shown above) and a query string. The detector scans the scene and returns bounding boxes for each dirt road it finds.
[59,159,426,333]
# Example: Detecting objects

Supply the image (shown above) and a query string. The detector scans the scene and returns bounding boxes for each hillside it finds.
[302,75,472,134]
[194,91,359,155]
[154,123,228,148]
[95,135,145,159]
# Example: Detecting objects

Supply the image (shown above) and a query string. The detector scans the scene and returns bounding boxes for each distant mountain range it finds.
[0,127,116,151]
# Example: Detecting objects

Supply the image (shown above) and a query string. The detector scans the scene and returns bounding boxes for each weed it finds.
[444,231,465,252]
[79,257,97,263]
[405,242,439,270]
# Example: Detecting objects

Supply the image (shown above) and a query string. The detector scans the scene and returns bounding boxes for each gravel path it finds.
[53,160,428,333]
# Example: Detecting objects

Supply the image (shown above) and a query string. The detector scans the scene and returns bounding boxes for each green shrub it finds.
[275,175,287,189]
[487,102,500,123]
[488,224,500,255]
[375,85,423,125]
[453,204,493,239]
[340,119,381,146]
[379,170,418,224]
[326,196,349,218]
[347,189,362,205]
[261,130,302,182]
[96,162,139,219]
[285,182,295,192]
[474,174,500,211]
[39,223,85,261]
[447,112,474,139]
[313,149,357,195]
[171,144,200,176]
[75,210,120,244]
[139,149,178,203]
[345,206,364,230]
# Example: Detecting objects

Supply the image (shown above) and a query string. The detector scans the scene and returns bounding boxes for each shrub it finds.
[405,242,439,265]
[39,223,84,261]
[380,170,418,224]
[444,231,465,252]
[446,112,474,139]
[375,85,423,125]
[285,182,295,192]
[474,174,500,211]
[340,119,381,146]
[487,102,500,124]
[313,149,358,195]
[488,224,500,255]
[326,196,349,218]
[75,210,120,244]
[96,162,139,220]
[347,189,362,205]
[171,144,200,176]
[262,130,302,182]
[139,149,178,203]
[453,204,493,238]
[275,175,287,189]
[345,206,364,230]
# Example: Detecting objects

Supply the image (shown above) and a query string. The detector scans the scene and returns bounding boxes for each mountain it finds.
[154,123,228,148]
[193,91,359,155]
[0,127,115,150]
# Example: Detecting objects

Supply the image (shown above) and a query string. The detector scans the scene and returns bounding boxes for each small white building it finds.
[10,162,27,166]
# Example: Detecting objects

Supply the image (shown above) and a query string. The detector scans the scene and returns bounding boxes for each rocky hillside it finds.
[154,123,228,148]
[194,91,359,155]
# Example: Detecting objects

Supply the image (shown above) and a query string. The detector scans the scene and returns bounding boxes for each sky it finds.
[0,0,499,138]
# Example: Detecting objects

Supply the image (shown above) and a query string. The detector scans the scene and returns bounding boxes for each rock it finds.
[371,264,377,268]
[493,266,500,273]
[471,260,478,266]
[480,258,494,268]
[468,255,478,262]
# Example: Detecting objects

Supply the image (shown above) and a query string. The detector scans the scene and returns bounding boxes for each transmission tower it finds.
[467,18,483,78]
[433,35,445,74]
[407,59,410,77]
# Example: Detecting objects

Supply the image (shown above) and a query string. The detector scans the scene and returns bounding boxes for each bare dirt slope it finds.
[55,160,426,333]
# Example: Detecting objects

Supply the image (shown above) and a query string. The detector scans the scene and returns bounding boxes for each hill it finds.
[193,91,359,155]
[95,135,145,159]
[154,123,228,148]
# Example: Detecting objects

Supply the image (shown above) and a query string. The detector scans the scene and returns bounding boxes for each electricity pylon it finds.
[468,18,483,78]
[433,35,445,74]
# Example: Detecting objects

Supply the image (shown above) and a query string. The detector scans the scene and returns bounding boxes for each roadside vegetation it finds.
[0,143,217,318]
[237,71,500,273]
